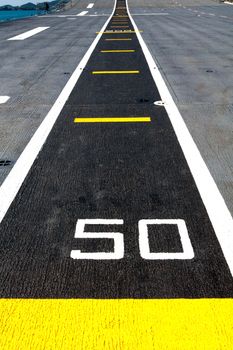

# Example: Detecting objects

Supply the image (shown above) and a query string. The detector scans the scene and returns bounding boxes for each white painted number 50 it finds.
[70,219,124,260]
[70,218,194,260]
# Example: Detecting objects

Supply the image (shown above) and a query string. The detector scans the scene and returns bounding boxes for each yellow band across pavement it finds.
[92,70,140,74]
[1,299,233,350]
[74,117,150,123]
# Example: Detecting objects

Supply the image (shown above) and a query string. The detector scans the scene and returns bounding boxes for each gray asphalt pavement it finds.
[0,0,111,183]
[129,0,233,214]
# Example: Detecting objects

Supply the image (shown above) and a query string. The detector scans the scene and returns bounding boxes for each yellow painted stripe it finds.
[105,38,132,41]
[1,299,233,349]
[92,70,140,74]
[100,50,135,53]
[96,30,143,34]
[74,117,150,123]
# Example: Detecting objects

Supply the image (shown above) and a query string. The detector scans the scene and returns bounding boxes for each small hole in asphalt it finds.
[0,160,11,167]
[138,98,150,103]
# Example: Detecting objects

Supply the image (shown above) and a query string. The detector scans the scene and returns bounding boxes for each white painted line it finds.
[87,3,94,8]
[76,11,88,16]
[127,0,233,275]
[7,27,49,41]
[0,1,116,223]
[0,96,10,104]
[224,1,233,4]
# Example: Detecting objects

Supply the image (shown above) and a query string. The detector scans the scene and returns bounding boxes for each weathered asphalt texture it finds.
[0,0,232,298]
[0,0,111,184]
[129,0,233,214]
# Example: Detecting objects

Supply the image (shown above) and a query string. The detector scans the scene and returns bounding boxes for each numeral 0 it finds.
[70,219,194,260]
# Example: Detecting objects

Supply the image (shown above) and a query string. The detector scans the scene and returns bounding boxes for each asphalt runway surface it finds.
[0,0,233,348]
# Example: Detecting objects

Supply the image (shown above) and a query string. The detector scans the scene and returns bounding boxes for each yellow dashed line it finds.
[105,38,132,41]
[74,117,151,123]
[100,50,135,53]
[96,30,143,34]
[92,70,140,74]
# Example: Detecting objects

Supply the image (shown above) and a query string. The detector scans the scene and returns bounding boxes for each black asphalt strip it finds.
[0,0,233,298]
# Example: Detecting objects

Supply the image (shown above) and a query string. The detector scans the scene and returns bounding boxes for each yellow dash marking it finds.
[105,38,132,41]
[100,50,135,53]
[1,299,233,349]
[74,117,150,123]
[92,70,139,74]
[96,30,143,34]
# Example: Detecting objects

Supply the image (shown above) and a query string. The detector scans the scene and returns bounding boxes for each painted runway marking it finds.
[100,49,135,52]
[92,70,140,74]
[74,117,150,123]
[76,11,89,16]
[105,38,132,40]
[126,0,233,275]
[7,27,49,41]
[71,219,124,260]
[0,96,10,104]
[139,219,194,260]
[110,25,129,28]
[87,3,94,8]
[1,299,233,350]
[96,30,143,33]
[70,218,193,260]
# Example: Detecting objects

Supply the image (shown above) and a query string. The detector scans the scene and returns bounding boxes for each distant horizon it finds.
[0,0,53,6]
